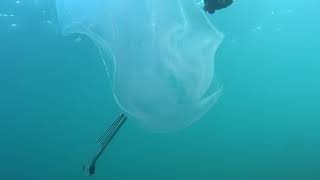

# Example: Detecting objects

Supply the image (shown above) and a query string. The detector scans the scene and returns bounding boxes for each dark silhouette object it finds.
[203,0,233,14]
[82,113,127,176]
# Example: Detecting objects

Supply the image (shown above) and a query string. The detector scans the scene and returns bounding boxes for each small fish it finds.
[203,0,233,14]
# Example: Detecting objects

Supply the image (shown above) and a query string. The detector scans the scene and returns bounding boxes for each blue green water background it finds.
[1,0,320,179]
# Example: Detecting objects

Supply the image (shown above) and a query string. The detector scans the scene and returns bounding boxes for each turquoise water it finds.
[1,0,320,179]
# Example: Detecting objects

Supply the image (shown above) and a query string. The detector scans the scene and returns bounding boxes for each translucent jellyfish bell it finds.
[56,0,224,132]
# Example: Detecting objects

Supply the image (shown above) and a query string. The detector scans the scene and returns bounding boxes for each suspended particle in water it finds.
[270,11,275,16]
[74,37,82,43]
[286,9,294,14]
[8,23,21,32]
[252,25,263,33]
[231,39,238,44]
[16,1,21,4]
[43,20,53,25]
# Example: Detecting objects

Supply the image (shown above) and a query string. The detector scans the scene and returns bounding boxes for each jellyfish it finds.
[56,0,224,175]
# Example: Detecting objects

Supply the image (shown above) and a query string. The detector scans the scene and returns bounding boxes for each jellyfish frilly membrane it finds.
[56,0,224,133]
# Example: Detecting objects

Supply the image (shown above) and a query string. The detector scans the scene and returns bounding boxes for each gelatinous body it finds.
[56,0,224,132]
